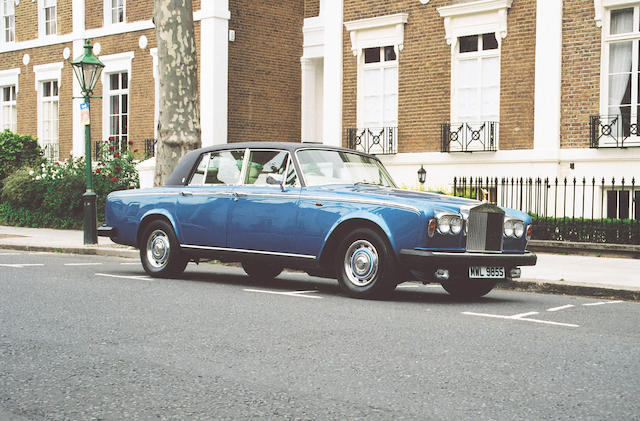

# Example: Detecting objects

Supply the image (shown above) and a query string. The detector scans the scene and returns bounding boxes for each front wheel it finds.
[336,228,397,299]
[441,279,497,298]
[140,220,188,277]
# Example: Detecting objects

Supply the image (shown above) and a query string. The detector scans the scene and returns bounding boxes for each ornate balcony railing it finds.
[441,121,498,152]
[42,143,59,161]
[144,138,157,158]
[346,126,398,155]
[590,115,640,148]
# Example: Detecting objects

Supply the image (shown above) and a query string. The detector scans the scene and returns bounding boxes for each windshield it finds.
[297,149,396,187]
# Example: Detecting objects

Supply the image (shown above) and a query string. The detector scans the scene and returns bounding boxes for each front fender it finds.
[319,208,423,259]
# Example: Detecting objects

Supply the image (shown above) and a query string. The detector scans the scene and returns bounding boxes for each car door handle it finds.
[180,191,193,197]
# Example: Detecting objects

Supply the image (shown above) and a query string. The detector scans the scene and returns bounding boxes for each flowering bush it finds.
[0,130,42,188]
[0,139,140,228]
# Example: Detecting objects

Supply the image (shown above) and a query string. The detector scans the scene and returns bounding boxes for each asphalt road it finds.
[1,251,639,420]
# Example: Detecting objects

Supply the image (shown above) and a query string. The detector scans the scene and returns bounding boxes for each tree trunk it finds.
[153,0,201,186]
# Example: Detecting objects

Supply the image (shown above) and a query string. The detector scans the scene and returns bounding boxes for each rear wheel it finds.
[441,279,497,298]
[242,261,283,281]
[336,228,397,299]
[140,220,188,277]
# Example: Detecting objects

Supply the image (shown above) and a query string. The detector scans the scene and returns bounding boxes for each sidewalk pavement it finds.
[1,225,638,301]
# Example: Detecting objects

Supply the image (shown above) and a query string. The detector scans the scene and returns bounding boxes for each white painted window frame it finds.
[0,67,19,131]
[99,52,133,143]
[106,71,129,147]
[344,13,407,130]
[1,0,15,44]
[34,62,62,160]
[597,2,640,146]
[104,0,126,26]
[451,34,501,124]
[358,46,398,129]
[38,0,57,38]
[437,0,511,150]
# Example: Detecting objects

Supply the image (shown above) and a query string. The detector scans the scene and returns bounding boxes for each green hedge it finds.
[531,216,640,244]
[0,141,139,228]
[0,130,42,187]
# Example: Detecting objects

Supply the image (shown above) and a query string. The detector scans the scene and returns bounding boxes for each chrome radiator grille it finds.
[466,203,505,252]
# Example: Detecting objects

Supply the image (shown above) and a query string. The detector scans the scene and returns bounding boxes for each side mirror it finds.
[266,174,285,191]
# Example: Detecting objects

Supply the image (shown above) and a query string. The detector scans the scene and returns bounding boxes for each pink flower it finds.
[112,176,118,182]
[108,136,115,141]
[128,140,133,145]
[95,168,101,173]
[133,148,139,153]
[113,153,120,158]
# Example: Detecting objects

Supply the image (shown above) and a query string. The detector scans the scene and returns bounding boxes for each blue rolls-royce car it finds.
[99,142,536,299]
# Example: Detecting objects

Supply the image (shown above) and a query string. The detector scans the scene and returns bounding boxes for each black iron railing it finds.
[346,127,397,155]
[144,138,157,158]
[441,121,498,152]
[452,176,638,221]
[42,143,59,161]
[95,137,130,160]
[590,115,640,148]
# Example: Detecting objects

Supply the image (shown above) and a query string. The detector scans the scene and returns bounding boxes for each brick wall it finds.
[59,0,73,35]
[343,0,537,152]
[15,0,38,41]
[561,0,600,148]
[305,0,320,18]
[85,0,102,30]
[128,0,153,23]
[499,0,536,150]
[228,0,303,143]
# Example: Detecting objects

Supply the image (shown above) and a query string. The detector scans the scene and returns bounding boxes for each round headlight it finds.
[504,219,514,237]
[438,216,451,235]
[450,216,463,235]
[513,221,525,238]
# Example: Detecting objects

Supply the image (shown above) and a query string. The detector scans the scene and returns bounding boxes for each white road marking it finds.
[64,263,103,266]
[120,262,140,265]
[243,288,322,299]
[583,300,623,306]
[398,284,421,288]
[463,311,579,328]
[0,252,20,256]
[95,273,153,281]
[0,263,44,268]
[547,304,575,312]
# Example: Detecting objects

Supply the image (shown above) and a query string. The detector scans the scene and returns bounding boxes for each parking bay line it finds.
[0,263,44,268]
[583,300,623,306]
[95,273,153,281]
[462,311,579,328]
[65,262,103,266]
[243,288,322,299]
[547,304,575,312]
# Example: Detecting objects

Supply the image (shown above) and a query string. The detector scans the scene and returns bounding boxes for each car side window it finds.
[285,156,298,187]
[204,150,245,185]
[188,155,208,185]
[245,150,289,185]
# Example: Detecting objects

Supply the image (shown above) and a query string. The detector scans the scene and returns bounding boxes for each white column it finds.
[301,57,317,142]
[321,0,343,147]
[72,0,86,157]
[200,0,230,146]
[533,0,562,151]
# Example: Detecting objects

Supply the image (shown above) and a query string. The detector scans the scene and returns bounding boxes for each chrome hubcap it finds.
[344,239,378,287]
[146,229,170,269]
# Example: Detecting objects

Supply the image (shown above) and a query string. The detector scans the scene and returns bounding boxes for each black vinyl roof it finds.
[164,141,367,186]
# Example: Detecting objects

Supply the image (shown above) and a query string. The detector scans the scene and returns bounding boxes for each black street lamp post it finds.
[71,40,105,245]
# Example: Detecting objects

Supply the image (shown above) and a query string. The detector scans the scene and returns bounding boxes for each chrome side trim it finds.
[298,195,420,213]
[181,244,316,259]
[110,192,181,198]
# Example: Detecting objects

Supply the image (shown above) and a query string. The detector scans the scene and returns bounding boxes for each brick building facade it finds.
[0,0,638,217]
[0,0,301,162]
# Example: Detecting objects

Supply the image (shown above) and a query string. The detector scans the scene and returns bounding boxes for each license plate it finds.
[469,266,505,279]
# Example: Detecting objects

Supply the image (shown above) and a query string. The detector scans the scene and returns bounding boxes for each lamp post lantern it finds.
[417,165,426,191]
[71,40,105,245]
